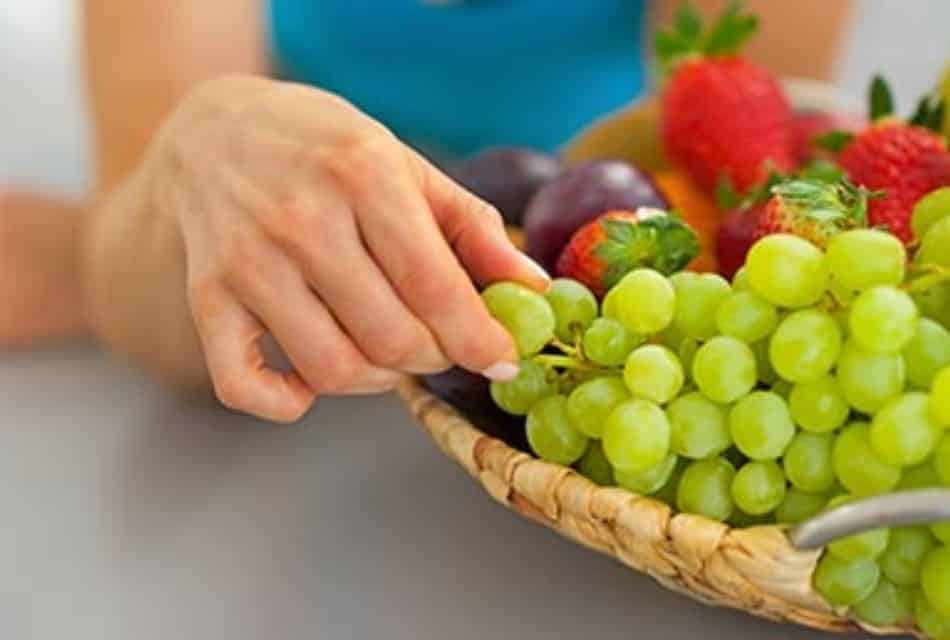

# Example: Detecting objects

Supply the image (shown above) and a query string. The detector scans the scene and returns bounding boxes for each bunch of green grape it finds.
[482,210,950,633]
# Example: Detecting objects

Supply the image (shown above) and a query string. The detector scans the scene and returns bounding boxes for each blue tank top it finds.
[268,0,648,158]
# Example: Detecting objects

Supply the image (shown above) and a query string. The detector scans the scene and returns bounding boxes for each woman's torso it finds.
[268,0,649,158]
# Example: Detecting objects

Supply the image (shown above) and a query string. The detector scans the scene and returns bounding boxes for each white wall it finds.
[1,0,949,197]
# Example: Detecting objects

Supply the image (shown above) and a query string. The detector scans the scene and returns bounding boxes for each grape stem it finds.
[904,262,950,293]
[533,354,615,373]
[550,338,579,357]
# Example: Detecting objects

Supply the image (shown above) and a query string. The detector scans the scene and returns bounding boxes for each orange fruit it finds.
[653,170,722,273]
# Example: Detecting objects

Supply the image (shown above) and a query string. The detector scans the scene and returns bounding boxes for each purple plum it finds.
[523,160,669,271]
[454,147,561,226]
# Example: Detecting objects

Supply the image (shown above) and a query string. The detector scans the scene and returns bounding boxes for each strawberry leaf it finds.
[715,175,742,209]
[813,130,855,153]
[703,1,759,56]
[909,92,946,133]
[593,215,699,287]
[869,75,895,121]
[674,3,703,41]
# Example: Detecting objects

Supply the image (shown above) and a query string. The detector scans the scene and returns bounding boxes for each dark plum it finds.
[422,368,528,451]
[454,147,561,226]
[523,160,669,272]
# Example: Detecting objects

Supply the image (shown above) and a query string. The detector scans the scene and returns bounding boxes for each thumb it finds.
[412,152,551,292]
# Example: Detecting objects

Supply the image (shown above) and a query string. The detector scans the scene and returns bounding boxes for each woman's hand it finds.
[129,75,549,422]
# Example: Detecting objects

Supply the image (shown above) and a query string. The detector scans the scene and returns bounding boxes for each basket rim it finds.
[397,375,922,638]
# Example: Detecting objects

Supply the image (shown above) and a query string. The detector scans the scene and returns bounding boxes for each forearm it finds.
[80,167,210,392]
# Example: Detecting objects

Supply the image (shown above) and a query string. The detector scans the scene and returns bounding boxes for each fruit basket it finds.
[400,5,950,638]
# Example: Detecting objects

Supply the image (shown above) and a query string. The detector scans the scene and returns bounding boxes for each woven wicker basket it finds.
[396,79,939,637]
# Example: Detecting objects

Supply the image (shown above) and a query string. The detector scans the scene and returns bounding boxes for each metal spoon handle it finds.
[789,489,950,551]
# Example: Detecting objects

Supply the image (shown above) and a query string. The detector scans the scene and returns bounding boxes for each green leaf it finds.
[869,75,895,121]
[799,159,846,183]
[813,130,855,153]
[654,32,692,62]
[909,92,946,133]
[674,3,703,41]
[704,1,759,56]
[715,175,741,209]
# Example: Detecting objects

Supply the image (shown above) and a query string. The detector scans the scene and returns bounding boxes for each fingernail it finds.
[521,254,551,287]
[482,361,520,382]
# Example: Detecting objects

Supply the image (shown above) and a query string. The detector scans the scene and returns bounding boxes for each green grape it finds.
[670,272,731,340]
[566,376,630,438]
[871,393,941,468]
[746,233,828,308]
[576,440,614,486]
[789,375,849,433]
[914,284,950,328]
[715,291,778,344]
[615,453,678,495]
[783,432,836,492]
[813,553,881,607]
[775,488,830,524]
[935,435,950,486]
[850,286,919,355]
[667,392,731,459]
[490,360,559,415]
[769,309,842,383]
[913,186,950,239]
[526,395,589,465]
[603,269,675,335]
[653,458,685,506]
[602,399,671,473]
[676,457,736,522]
[731,460,786,515]
[833,422,901,496]
[852,577,913,628]
[932,367,950,427]
[880,527,937,587]
[918,215,950,270]
[623,345,684,404]
[899,462,943,490]
[922,546,950,616]
[482,282,556,356]
[728,391,795,461]
[545,278,598,343]
[731,267,751,291]
[904,318,950,389]
[729,508,773,528]
[752,340,779,385]
[915,589,950,640]
[825,229,906,292]
[837,340,906,414]
[692,336,757,403]
[582,317,642,366]
[933,524,950,544]
[825,495,890,561]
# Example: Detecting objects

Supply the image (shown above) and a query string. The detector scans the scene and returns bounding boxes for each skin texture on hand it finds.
[0,189,87,347]
[83,76,549,422]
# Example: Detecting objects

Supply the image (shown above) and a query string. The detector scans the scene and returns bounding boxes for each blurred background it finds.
[2,0,950,198]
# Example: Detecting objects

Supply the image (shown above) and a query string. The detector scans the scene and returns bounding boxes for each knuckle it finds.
[213,372,250,412]
[260,191,321,255]
[312,348,364,392]
[394,261,458,312]
[363,327,427,369]
[220,227,274,292]
[321,131,395,191]
[187,275,226,328]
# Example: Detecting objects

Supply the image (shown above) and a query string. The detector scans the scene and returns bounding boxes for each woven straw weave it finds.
[397,377,921,637]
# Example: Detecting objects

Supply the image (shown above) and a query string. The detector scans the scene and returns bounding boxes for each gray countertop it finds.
[0,347,890,639]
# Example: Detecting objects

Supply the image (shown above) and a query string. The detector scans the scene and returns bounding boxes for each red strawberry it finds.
[752,178,870,248]
[716,202,765,280]
[836,76,950,244]
[790,108,865,165]
[657,3,794,195]
[556,209,698,297]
